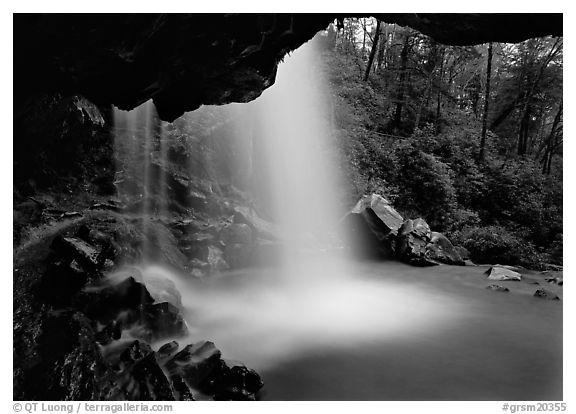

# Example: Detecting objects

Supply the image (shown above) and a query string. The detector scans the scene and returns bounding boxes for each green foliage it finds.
[451,225,549,269]
[393,144,457,231]
[325,24,562,267]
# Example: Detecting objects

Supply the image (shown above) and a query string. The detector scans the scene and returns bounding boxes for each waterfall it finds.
[249,37,344,258]
[112,100,168,259]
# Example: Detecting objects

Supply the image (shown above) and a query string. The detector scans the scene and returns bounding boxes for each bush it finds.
[453,225,548,268]
[393,144,457,231]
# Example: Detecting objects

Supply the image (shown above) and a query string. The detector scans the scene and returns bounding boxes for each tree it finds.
[363,19,381,81]
[479,42,493,161]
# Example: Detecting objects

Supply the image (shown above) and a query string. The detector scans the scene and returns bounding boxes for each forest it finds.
[322,18,563,269]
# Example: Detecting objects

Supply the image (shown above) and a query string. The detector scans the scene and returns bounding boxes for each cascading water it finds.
[113,100,169,258]
[109,36,562,400]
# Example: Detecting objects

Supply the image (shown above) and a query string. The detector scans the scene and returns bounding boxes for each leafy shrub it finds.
[453,225,548,268]
[393,144,457,231]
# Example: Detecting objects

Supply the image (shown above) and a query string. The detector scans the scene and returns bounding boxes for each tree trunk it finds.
[362,18,366,55]
[435,47,445,129]
[479,42,493,161]
[376,25,387,72]
[541,103,562,174]
[364,20,381,82]
[394,34,410,128]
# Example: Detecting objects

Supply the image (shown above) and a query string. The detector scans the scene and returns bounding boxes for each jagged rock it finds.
[126,302,188,342]
[94,320,122,345]
[353,194,404,235]
[486,284,510,293]
[15,15,561,124]
[130,353,175,400]
[534,289,560,300]
[50,235,101,272]
[158,341,180,360]
[207,360,264,401]
[151,282,183,311]
[399,218,431,239]
[82,276,155,323]
[20,310,113,400]
[120,340,154,364]
[425,232,465,266]
[35,261,89,306]
[397,218,431,262]
[484,266,522,281]
[164,341,263,400]
[220,223,253,245]
[342,194,404,258]
[171,374,195,401]
[89,202,123,212]
[166,341,223,390]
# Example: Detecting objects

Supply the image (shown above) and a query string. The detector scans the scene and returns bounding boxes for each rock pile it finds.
[16,222,263,401]
[342,194,464,266]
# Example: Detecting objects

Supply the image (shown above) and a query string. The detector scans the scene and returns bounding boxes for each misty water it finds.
[112,38,562,400]
[131,259,562,400]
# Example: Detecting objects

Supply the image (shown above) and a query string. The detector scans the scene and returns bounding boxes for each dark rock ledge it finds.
[13,214,263,401]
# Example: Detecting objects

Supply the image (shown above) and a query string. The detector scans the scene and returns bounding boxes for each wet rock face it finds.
[164,341,264,400]
[14,14,561,122]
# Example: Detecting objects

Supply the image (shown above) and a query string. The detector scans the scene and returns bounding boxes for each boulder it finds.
[82,276,155,323]
[94,320,122,345]
[396,218,431,262]
[35,261,89,306]
[341,194,404,258]
[545,277,563,286]
[484,266,522,281]
[22,310,113,400]
[424,232,465,266]
[351,194,404,235]
[164,341,263,400]
[126,302,188,342]
[130,353,175,400]
[533,289,560,301]
[50,235,101,272]
[120,340,154,364]
[165,341,222,389]
[207,360,264,401]
[157,341,180,360]
[486,284,510,293]
[171,374,196,401]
